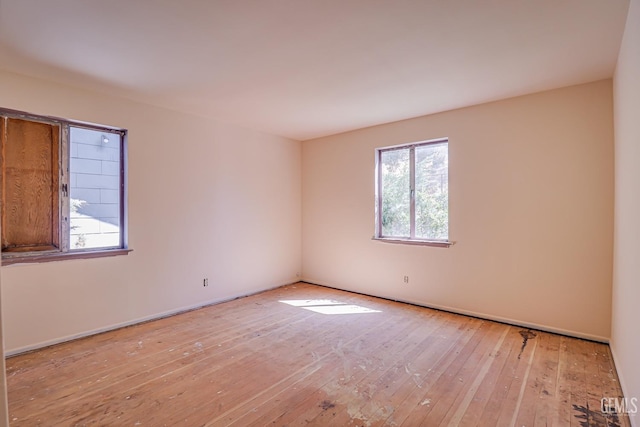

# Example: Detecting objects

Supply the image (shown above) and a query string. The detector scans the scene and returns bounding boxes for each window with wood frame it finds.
[0,108,128,264]
[374,138,452,247]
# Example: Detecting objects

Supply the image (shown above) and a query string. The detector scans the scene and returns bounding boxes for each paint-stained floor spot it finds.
[517,329,537,359]
[573,403,621,427]
[319,400,336,411]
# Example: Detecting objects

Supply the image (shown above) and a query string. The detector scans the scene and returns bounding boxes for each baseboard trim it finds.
[5,280,297,358]
[7,278,609,357]
[301,279,610,344]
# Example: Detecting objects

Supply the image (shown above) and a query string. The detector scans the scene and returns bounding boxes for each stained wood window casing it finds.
[0,108,129,264]
[1,117,61,252]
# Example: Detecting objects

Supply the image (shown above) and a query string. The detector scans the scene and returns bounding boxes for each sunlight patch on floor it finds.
[279,299,381,315]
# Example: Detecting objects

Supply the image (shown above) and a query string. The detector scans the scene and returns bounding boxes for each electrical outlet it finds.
[203,278,209,287]
[403,276,409,284]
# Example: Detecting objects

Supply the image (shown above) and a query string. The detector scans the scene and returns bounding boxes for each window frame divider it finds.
[409,146,416,240]
[60,124,70,252]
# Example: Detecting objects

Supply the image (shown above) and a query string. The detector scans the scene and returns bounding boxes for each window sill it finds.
[2,248,133,266]
[372,237,455,248]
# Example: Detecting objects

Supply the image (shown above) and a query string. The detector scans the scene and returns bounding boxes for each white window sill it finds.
[372,237,455,248]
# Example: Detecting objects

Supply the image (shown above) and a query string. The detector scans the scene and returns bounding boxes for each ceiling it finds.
[0,0,630,141]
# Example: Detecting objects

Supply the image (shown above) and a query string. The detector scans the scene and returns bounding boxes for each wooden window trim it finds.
[1,118,62,252]
[0,107,129,264]
[2,248,132,266]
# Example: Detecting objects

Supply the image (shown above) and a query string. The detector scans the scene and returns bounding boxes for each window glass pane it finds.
[69,127,121,249]
[415,142,448,240]
[380,148,410,237]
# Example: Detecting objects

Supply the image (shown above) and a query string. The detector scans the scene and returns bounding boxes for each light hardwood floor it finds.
[6,283,629,426]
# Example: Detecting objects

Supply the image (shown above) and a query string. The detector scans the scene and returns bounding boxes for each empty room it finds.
[0,0,639,426]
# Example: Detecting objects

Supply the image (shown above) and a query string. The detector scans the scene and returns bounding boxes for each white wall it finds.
[612,0,640,422]
[302,80,614,341]
[0,70,302,354]
[0,268,8,426]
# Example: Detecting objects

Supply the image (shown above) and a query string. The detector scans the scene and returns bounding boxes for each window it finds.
[69,127,123,250]
[0,108,129,264]
[375,138,451,246]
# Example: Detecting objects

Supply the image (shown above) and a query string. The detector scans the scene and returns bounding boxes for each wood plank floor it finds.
[5,282,629,426]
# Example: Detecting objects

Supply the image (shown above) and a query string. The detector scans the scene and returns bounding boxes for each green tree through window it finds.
[377,139,448,242]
